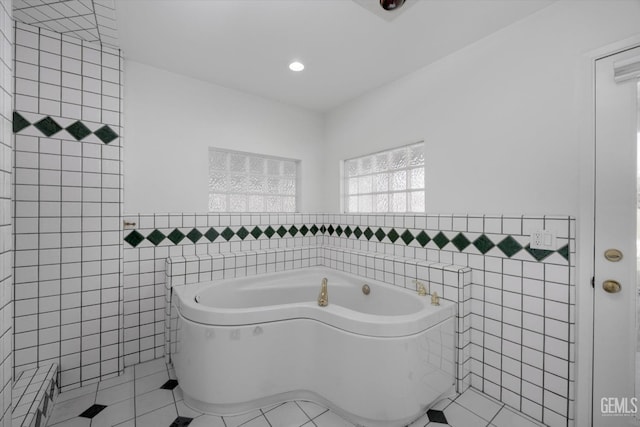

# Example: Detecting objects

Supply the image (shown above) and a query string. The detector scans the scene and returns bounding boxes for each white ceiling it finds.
[115,0,554,112]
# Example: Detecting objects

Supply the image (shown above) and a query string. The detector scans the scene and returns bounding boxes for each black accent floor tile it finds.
[426,409,448,424]
[79,404,107,419]
[170,416,193,427]
[160,379,179,390]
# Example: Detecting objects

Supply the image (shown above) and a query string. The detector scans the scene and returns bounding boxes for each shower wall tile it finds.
[0,2,11,426]
[12,21,123,392]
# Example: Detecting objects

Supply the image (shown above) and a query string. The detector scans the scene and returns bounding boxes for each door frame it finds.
[577,35,640,427]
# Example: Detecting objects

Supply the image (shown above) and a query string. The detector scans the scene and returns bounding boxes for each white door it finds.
[593,46,640,426]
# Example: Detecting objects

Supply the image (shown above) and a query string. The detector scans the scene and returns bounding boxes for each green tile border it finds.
[124,223,570,263]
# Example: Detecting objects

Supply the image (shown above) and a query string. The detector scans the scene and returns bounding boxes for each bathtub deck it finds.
[46,358,543,427]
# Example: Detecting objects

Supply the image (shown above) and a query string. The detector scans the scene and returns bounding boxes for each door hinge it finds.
[591,276,595,288]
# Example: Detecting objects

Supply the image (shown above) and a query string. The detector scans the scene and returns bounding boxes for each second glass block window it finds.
[344,142,425,213]
[209,148,298,212]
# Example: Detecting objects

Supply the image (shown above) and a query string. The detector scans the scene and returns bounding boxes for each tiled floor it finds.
[48,358,544,427]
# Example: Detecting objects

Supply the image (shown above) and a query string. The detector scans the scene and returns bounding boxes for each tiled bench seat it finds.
[12,364,57,427]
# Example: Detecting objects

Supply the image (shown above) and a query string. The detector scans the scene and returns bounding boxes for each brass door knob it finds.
[603,280,622,293]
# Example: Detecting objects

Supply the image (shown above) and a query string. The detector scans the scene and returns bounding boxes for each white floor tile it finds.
[492,406,544,427]
[90,398,136,427]
[264,401,311,426]
[455,388,503,421]
[114,420,135,427]
[444,401,488,427]
[223,409,264,427]
[135,403,178,427]
[296,400,327,419]
[97,368,134,390]
[135,388,175,416]
[48,417,91,427]
[134,369,170,395]
[431,396,455,411]
[48,394,95,425]
[240,415,271,427]
[312,410,356,427]
[176,399,204,418]
[95,380,136,406]
[134,357,167,379]
[189,414,227,427]
[172,384,184,401]
[407,412,431,426]
[54,383,98,403]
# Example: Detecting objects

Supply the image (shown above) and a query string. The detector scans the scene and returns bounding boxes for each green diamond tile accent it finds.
[300,225,309,236]
[94,125,119,144]
[327,225,334,235]
[236,227,249,240]
[13,112,30,133]
[344,226,352,237]
[387,228,399,243]
[524,244,553,262]
[433,232,450,249]
[401,229,414,245]
[473,234,495,254]
[289,225,298,237]
[335,225,343,236]
[221,227,235,241]
[354,227,362,239]
[497,236,523,258]
[374,228,386,242]
[147,229,165,246]
[34,116,62,137]
[277,226,287,237]
[264,226,276,238]
[167,229,185,245]
[186,228,203,243]
[66,121,92,141]
[124,230,145,248]
[416,231,430,247]
[558,244,570,262]
[320,225,326,234]
[251,226,263,239]
[364,227,374,240]
[204,227,219,242]
[452,233,471,251]
[310,225,318,235]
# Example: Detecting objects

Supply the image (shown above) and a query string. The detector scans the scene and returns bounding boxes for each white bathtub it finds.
[171,266,455,427]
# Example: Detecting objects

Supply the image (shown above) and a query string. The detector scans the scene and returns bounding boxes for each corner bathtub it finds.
[171,267,455,427]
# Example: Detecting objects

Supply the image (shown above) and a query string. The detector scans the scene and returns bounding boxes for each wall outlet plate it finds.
[530,230,556,250]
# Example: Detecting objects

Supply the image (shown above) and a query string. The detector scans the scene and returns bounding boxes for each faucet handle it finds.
[414,280,428,296]
[431,291,440,306]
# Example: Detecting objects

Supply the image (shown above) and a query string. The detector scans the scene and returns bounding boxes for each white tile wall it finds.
[0,2,11,426]
[124,212,574,427]
[12,21,123,392]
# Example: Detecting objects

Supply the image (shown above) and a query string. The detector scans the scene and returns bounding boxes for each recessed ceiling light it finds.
[289,61,304,72]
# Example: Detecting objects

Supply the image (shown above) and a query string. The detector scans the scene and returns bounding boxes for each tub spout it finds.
[318,278,328,307]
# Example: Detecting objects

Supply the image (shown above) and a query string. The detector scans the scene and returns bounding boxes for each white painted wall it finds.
[324,0,640,216]
[123,60,325,213]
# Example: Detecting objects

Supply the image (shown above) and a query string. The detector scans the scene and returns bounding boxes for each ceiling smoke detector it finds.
[352,0,415,22]
[380,0,405,11]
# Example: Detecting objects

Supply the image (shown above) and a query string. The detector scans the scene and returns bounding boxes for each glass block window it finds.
[208,148,298,212]
[344,142,425,213]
